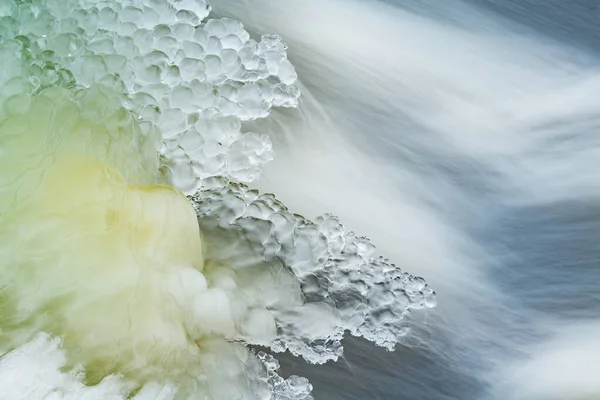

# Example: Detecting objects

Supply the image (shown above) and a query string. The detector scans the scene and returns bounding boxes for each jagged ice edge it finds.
[190,178,437,364]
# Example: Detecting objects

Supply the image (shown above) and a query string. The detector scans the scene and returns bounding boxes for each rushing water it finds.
[0,0,599,399]
[214,1,600,399]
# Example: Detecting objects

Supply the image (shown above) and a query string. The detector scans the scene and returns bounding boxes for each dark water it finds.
[464,0,600,54]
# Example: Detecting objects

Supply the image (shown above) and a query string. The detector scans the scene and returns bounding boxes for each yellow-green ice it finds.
[0,86,212,382]
[0,86,290,399]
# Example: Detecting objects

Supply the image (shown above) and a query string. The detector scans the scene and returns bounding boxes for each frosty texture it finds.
[190,178,437,363]
[0,335,313,400]
[0,0,434,399]
[0,0,299,193]
[257,352,313,400]
[0,83,315,399]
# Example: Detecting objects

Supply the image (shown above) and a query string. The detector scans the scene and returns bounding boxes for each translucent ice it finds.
[0,0,300,194]
[190,179,436,363]
[0,0,434,399]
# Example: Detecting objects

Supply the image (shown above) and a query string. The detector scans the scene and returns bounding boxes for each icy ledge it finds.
[190,178,437,364]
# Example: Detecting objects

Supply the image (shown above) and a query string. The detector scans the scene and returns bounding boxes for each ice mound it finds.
[190,179,437,364]
[0,0,435,399]
[0,83,312,400]
[0,0,299,194]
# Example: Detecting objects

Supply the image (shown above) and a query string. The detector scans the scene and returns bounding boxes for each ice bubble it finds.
[0,1,434,399]
[0,0,300,193]
[190,180,437,363]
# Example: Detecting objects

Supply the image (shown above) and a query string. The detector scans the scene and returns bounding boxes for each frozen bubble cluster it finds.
[0,0,435,399]
[0,0,299,193]
[190,178,437,364]
[257,353,313,400]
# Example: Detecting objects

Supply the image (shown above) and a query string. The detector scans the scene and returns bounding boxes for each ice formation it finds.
[0,0,435,399]
[190,180,437,364]
[0,0,298,194]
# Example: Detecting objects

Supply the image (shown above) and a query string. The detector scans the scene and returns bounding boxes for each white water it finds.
[213,0,600,399]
